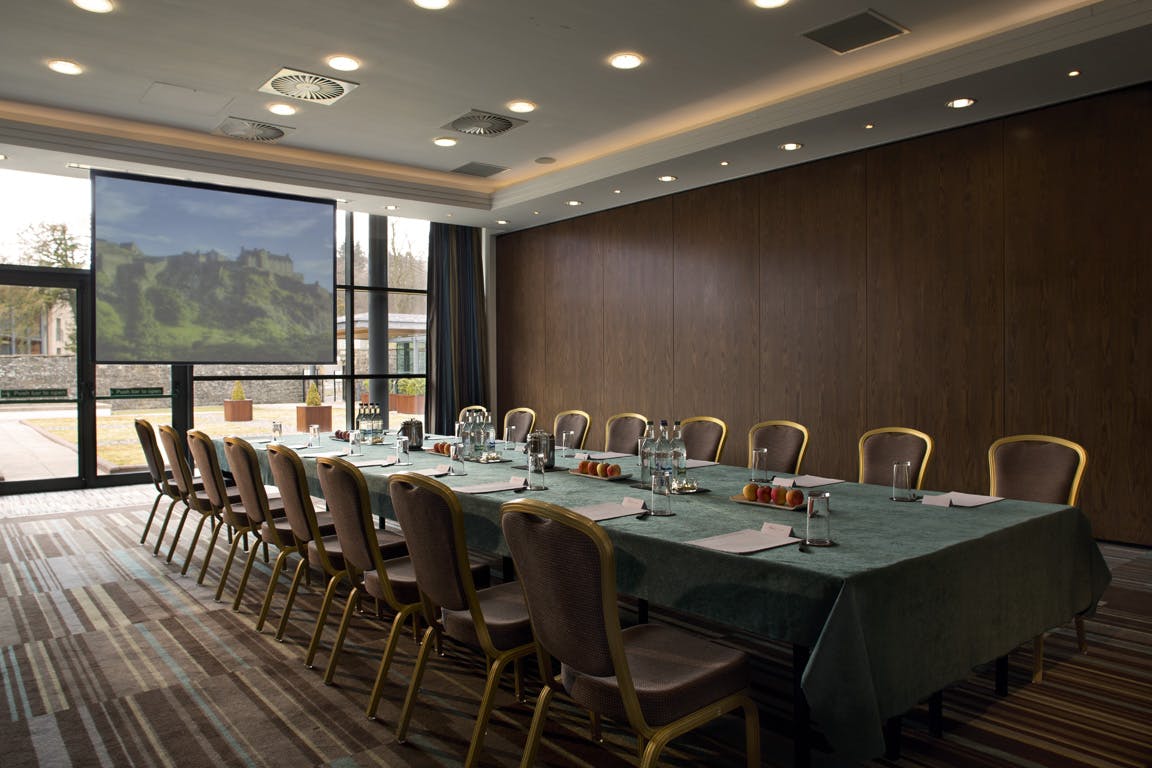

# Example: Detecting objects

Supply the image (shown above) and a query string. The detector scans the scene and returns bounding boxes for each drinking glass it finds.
[395,435,410,465]
[805,492,834,546]
[637,437,645,466]
[892,461,914,502]
[308,424,320,448]
[751,447,770,483]
[650,470,674,517]
[449,442,467,476]
[348,429,362,457]
[505,425,517,453]
[527,452,548,491]
[270,421,283,443]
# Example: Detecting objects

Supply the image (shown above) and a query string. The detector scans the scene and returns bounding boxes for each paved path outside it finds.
[0,408,83,482]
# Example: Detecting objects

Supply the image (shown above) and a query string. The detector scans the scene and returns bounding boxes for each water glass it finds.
[751,447,770,483]
[270,421,283,443]
[527,452,548,491]
[637,437,645,466]
[650,470,674,517]
[805,492,834,546]
[395,435,410,465]
[892,461,914,502]
[308,424,320,448]
[505,425,517,452]
[558,430,574,458]
[449,442,467,476]
[349,429,362,457]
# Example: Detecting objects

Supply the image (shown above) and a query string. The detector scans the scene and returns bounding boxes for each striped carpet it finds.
[0,491,1149,767]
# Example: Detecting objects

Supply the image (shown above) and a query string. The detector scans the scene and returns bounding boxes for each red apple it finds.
[577,460,589,474]
[757,485,774,504]
[771,486,790,505]
[786,488,805,508]
[607,463,622,477]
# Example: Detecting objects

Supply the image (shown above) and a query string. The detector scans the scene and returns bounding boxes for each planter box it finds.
[223,399,253,421]
[296,404,332,433]
[389,394,425,414]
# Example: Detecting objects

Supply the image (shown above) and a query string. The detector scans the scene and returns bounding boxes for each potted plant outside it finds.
[296,381,332,432]
[389,377,426,414]
[223,380,253,421]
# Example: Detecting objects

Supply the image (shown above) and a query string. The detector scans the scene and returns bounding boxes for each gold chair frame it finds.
[503,406,537,439]
[553,409,592,450]
[500,499,761,768]
[458,404,487,422]
[858,426,934,489]
[157,425,220,575]
[680,416,729,463]
[746,419,810,474]
[604,412,649,454]
[135,418,182,549]
[187,429,254,595]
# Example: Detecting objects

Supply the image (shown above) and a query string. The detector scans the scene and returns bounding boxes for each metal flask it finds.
[525,430,555,469]
[399,419,424,450]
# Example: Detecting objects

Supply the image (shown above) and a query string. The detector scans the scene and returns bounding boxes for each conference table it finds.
[222,435,1111,761]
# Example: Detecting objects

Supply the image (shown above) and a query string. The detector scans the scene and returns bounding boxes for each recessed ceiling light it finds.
[612,189,622,194]
[433,136,458,147]
[267,103,297,116]
[751,0,790,7]
[565,200,582,206]
[864,122,875,130]
[72,0,114,12]
[1067,69,1081,78]
[609,52,644,70]
[946,98,977,109]
[532,211,540,215]
[66,162,93,169]
[0,154,8,161]
[506,100,536,114]
[657,175,677,182]
[496,219,509,225]
[385,205,398,211]
[412,0,450,8]
[445,213,453,217]
[48,59,83,75]
[326,55,360,72]
[720,160,730,166]
[779,142,803,151]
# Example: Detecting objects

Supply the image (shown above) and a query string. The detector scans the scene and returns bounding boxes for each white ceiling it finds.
[1,0,1151,232]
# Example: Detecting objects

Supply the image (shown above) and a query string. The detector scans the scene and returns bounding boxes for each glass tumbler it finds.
[308,424,320,448]
[349,429,362,456]
[805,492,834,546]
[270,421,283,443]
[892,461,914,502]
[751,447,770,483]
[449,442,467,476]
[395,435,410,465]
[527,452,548,491]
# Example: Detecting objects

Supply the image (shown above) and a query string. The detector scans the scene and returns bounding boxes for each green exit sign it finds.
[0,388,68,399]
[110,387,165,397]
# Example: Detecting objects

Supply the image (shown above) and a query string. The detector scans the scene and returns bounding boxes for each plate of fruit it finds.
[429,441,454,456]
[571,461,630,481]
[731,483,806,510]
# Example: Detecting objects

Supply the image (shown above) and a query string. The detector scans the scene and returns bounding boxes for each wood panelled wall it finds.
[495,85,1152,545]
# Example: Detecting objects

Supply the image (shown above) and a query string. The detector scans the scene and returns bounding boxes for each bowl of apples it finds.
[570,461,630,481]
[731,482,806,510]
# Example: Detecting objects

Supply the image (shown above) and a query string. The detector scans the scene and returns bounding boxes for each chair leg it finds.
[323,587,362,684]
[366,605,419,719]
[151,497,180,555]
[177,514,209,574]
[742,697,761,768]
[273,557,308,638]
[1032,634,1045,683]
[305,571,347,668]
[514,657,525,702]
[193,516,225,583]
[589,710,602,742]
[139,492,163,544]
[519,684,555,768]
[255,548,293,628]
[397,626,438,744]
[463,652,517,768]
[1075,615,1087,653]
[211,525,246,598]
[230,536,264,609]
[164,505,191,562]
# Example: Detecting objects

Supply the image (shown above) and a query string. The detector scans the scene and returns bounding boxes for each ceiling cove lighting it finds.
[267,103,297,116]
[326,55,361,72]
[433,136,458,147]
[72,0,115,12]
[506,100,536,113]
[779,142,803,151]
[48,59,84,75]
[946,97,977,109]
[412,0,451,9]
[657,174,677,182]
[609,52,644,70]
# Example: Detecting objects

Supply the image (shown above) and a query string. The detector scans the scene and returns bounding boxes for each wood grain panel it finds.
[866,123,1005,493]
[760,155,867,481]
[672,178,759,467]
[1003,86,1152,544]
[494,229,546,422]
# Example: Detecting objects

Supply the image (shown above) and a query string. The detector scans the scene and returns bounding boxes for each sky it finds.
[0,168,91,265]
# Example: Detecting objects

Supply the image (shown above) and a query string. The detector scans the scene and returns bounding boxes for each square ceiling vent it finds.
[214,117,294,143]
[258,67,358,105]
[803,10,908,54]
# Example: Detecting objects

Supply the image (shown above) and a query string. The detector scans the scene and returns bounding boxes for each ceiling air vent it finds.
[442,109,527,137]
[214,117,293,143]
[258,67,358,105]
[451,162,508,178]
[803,10,908,54]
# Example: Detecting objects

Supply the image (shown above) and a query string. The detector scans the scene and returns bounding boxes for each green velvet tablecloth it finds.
[219,436,1110,759]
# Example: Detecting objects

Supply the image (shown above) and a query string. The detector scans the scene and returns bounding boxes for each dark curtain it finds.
[426,223,488,435]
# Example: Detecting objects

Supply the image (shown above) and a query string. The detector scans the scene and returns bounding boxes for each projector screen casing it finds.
[91,171,336,365]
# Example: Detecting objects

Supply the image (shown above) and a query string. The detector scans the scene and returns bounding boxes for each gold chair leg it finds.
[742,697,762,768]
[211,525,246,597]
[366,605,419,719]
[463,653,516,768]
[514,657,525,702]
[255,548,293,630]
[397,626,438,743]
[520,684,555,768]
[1075,615,1087,653]
[323,587,361,684]
[273,557,308,638]
[139,492,163,544]
[589,710,602,742]
[230,537,263,610]
[1032,634,1045,683]
[178,514,209,574]
[164,505,191,561]
[305,571,347,668]
[194,517,225,583]
[151,497,180,555]
[637,734,647,759]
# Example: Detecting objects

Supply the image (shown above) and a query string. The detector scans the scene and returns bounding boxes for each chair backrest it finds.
[187,430,235,520]
[388,473,477,614]
[157,425,201,506]
[680,417,727,462]
[604,413,648,454]
[500,500,618,679]
[503,407,537,440]
[858,427,933,489]
[267,444,327,552]
[989,434,1087,505]
[458,405,487,422]
[316,457,382,577]
[223,436,280,534]
[553,410,591,450]
[134,418,173,494]
[747,420,809,474]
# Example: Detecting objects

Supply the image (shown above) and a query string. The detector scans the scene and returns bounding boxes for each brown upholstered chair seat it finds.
[307,529,406,573]
[561,623,748,727]
[442,580,533,651]
[363,558,421,606]
[272,508,335,542]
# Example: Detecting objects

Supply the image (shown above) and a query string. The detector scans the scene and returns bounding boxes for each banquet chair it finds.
[388,473,532,768]
[680,416,728,462]
[989,434,1089,682]
[747,420,809,475]
[500,499,760,768]
[503,406,537,442]
[604,412,648,454]
[553,409,591,450]
[134,418,185,548]
[458,404,487,422]
[858,427,934,489]
[157,425,233,575]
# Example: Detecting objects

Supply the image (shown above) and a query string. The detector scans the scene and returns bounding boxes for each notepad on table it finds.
[687,522,800,553]
[922,491,1002,507]
[571,497,646,522]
